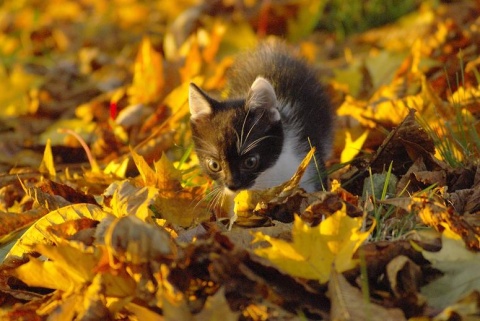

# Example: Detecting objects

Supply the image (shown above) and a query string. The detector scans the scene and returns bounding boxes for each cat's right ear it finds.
[189,83,213,120]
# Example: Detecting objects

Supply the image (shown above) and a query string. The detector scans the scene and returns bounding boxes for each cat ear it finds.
[246,77,280,121]
[189,83,213,120]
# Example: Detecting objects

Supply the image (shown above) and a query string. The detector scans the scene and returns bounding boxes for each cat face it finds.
[189,77,284,192]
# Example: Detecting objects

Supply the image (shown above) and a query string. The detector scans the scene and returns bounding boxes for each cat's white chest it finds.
[251,134,315,192]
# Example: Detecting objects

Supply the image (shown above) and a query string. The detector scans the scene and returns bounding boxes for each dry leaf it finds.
[6,203,108,259]
[421,234,480,309]
[329,269,407,321]
[341,129,369,163]
[253,204,374,283]
[128,37,165,104]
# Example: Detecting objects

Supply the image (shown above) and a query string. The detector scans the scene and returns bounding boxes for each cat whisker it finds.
[209,187,225,213]
[240,110,265,154]
[243,111,264,148]
[239,108,251,152]
[240,135,274,155]
[234,130,242,154]
[192,185,224,216]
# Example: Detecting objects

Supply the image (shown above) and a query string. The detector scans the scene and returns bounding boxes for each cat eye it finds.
[243,155,259,170]
[206,158,222,172]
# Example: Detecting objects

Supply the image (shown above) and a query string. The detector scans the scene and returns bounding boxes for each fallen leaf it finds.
[6,203,108,259]
[0,65,41,117]
[102,215,177,265]
[234,148,316,225]
[421,234,480,309]
[128,37,165,105]
[12,238,101,292]
[109,180,159,220]
[341,129,369,163]
[38,139,55,178]
[253,204,374,283]
[194,287,239,321]
[329,269,407,321]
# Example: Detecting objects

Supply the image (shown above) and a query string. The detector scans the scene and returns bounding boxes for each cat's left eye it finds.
[243,155,259,170]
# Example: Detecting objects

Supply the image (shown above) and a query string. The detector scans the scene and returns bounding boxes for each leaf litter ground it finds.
[1,1,480,320]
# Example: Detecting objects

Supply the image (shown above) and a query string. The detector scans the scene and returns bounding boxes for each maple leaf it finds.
[12,238,101,292]
[253,204,374,283]
[128,37,165,105]
[131,149,182,191]
[421,233,480,309]
[128,150,210,226]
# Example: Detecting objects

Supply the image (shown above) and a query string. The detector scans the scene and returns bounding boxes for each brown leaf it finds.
[101,215,178,265]
[329,269,407,321]
[46,217,99,246]
[386,255,425,316]
[343,109,436,195]
[37,180,98,205]
[354,240,430,283]
[370,109,435,174]
[170,233,330,319]
[0,208,48,244]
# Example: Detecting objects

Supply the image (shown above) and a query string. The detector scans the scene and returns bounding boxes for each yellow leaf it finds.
[131,148,158,186]
[162,81,191,128]
[129,151,209,226]
[179,36,202,82]
[153,154,183,191]
[14,256,77,292]
[103,157,129,178]
[0,64,41,117]
[39,138,56,177]
[13,238,100,292]
[340,130,369,163]
[7,203,108,259]
[110,180,159,220]
[153,188,210,227]
[234,148,315,216]
[128,37,165,104]
[449,86,480,107]
[131,150,182,191]
[114,0,149,28]
[253,204,374,283]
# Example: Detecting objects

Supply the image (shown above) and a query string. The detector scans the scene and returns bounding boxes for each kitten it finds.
[189,43,333,202]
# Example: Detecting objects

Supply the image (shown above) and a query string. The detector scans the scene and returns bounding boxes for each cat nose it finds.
[226,184,241,192]
[226,182,243,192]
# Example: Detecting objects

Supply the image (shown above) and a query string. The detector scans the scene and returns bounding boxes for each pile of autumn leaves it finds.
[1,1,480,320]
[1,129,480,320]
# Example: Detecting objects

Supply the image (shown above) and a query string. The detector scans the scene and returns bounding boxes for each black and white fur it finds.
[189,44,333,198]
